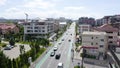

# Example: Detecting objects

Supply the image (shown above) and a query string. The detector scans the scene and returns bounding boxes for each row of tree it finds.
[0,38,48,68]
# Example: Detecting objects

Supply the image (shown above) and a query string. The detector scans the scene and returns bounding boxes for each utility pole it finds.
[24,13,28,41]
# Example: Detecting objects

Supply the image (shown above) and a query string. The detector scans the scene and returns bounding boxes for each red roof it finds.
[94,24,118,32]
[0,23,16,30]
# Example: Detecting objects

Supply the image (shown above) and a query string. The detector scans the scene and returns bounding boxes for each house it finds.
[82,32,108,60]
[0,23,19,34]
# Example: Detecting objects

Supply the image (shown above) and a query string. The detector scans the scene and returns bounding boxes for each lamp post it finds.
[81,48,86,68]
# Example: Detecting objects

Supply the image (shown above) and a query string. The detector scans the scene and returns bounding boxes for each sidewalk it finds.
[74,46,82,60]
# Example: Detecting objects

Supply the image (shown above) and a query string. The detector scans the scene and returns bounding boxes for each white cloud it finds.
[0,0,6,5]
[24,0,55,9]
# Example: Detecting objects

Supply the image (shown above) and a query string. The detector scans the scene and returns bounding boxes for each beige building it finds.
[82,32,108,60]
[93,24,119,48]
[78,24,91,34]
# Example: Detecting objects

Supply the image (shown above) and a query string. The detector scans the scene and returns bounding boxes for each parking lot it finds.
[3,43,31,59]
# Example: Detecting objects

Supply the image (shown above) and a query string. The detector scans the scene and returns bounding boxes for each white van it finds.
[57,62,63,68]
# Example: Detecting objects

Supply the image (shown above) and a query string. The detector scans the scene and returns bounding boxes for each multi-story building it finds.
[78,24,91,34]
[78,17,95,26]
[82,32,108,60]
[93,24,119,48]
[23,19,59,38]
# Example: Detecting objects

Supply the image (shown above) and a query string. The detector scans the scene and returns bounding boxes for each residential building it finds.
[23,19,59,38]
[78,24,91,34]
[82,32,108,60]
[93,24,119,48]
[0,23,19,34]
[78,17,95,26]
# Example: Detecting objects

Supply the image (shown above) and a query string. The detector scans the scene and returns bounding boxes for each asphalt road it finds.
[35,22,76,68]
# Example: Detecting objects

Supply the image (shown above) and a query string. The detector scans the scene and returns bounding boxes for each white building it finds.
[23,19,59,38]
[82,32,108,60]
[59,22,67,28]
[78,24,91,34]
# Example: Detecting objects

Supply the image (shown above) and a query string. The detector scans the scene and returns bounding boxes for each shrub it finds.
[0,43,7,47]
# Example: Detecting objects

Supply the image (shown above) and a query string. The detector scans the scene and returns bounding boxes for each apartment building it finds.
[82,32,108,60]
[78,24,91,34]
[23,19,59,38]
[93,24,119,48]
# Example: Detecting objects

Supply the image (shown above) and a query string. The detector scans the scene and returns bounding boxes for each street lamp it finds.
[81,48,86,68]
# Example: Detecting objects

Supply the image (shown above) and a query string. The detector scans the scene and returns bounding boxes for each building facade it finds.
[82,32,108,60]
[93,24,119,47]
[78,24,91,34]
[23,19,59,38]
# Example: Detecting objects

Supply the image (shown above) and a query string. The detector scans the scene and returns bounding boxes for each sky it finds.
[0,0,120,19]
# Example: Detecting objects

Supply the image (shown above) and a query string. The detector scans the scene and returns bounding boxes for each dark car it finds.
[50,51,55,57]
[4,46,11,50]
[55,54,61,59]
[62,39,64,41]
[69,39,71,42]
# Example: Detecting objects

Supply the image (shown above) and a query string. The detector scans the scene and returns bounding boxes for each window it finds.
[91,37,93,39]
[101,39,104,42]
[106,32,113,33]
[108,36,113,39]
[42,30,45,32]
[91,42,93,45]
[109,41,113,43]
[39,30,41,32]
[34,30,38,32]
[96,43,98,45]
[34,27,38,29]
[42,27,45,29]
[100,45,103,48]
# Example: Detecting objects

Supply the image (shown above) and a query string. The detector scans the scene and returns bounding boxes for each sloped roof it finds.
[94,24,118,32]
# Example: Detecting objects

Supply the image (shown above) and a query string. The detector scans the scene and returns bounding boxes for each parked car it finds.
[4,46,12,50]
[55,53,61,59]
[50,51,55,57]
[57,62,63,68]
[62,39,64,41]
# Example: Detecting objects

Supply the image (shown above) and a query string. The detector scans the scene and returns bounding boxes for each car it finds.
[62,39,64,41]
[68,39,71,42]
[59,42,61,45]
[71,34,72,35]
[4,46,12,50]
[57,62,63,68]
[53,46,58,51]
[50,51,55,56]
[55,53,61,59]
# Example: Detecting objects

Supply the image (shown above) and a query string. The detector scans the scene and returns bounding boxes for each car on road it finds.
[53,46,58,51]
[50,51,55,57]
[62,39,64,41]
[57,62,63,68]
[68,39,71,42]
[59,42,61,45]
[55,53,61,59]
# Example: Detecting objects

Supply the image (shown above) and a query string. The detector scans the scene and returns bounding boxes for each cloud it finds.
[0,0,6,5]
[24,0,55,9]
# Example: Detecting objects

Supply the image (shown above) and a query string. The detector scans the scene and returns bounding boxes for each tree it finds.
[9,38,15,46]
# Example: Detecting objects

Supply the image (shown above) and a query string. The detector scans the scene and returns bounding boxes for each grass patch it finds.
[0,43,7,47]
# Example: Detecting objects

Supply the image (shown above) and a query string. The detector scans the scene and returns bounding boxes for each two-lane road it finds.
[35,22,76,68]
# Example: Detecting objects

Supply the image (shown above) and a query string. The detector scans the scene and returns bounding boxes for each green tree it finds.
[9,38,15,46]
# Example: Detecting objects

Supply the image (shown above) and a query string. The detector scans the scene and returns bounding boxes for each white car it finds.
[53,46,58,51]
[57,62,63,68]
